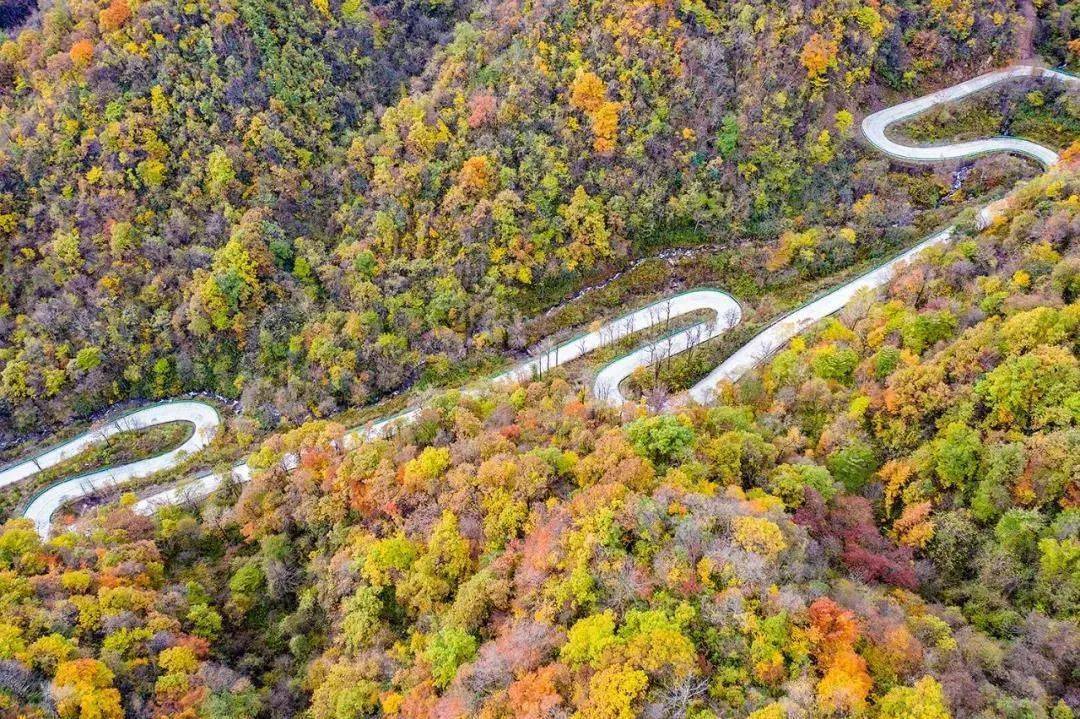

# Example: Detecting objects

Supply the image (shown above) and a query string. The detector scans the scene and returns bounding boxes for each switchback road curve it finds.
[5,64,1077,536]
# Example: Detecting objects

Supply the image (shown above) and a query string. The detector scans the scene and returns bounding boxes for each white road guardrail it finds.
[4,64,1077,536]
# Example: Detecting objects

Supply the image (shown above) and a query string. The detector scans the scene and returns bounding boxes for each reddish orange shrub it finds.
[69,39,94,67]
[99,0,132,31]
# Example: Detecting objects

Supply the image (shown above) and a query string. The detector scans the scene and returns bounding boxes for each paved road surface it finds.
[861,66,1075,167]
[8,65,1078,535]
[3,402,220,536]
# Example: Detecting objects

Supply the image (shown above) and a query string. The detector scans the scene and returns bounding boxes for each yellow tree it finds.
[732,516,788,559]
[807,598,872,714]
[591,101,620,153]
[570,69,606,113]
[558,186,613,273]
[800,33,838,79]
[458,155,496,196]
[568,69,620,152]
[878,676,952,719]
[573,665,648,719]
[52,659,123,719]
[69,40,93,68]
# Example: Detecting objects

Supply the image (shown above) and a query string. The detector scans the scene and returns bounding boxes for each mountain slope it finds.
[0,156,1075,719]
[0,0,1047,435]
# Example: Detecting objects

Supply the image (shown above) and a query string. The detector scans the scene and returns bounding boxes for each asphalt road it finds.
[9,65,1077,535]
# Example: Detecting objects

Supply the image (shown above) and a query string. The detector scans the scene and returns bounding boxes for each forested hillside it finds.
[1,0,1067,436]
[1,0,1078,712]
[0,156,1075,719]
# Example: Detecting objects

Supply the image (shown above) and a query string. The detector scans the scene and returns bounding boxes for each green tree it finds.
[827,442,878,492]
[341,586,383,652]
[976,346,1080,430]
[994,509,1045,562]
[768,463,836,507]
[625,415,695,466]
[206,147,236,196]
[424,626,477,688]
[561,611,618,668]
[932,423,982,489]
[229,562,266,614]
[186,603,223,640]
[1035,538,1079,620]
[811,345,859,384]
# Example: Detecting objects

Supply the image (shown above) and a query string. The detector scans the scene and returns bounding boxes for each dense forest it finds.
[2,0,1076,437]
[1,0,1079,716]
[0,153,1074,719]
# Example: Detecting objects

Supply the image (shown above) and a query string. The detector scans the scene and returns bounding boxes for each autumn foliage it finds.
[97,0,131,30]
[800,33,839,79]
[0,0,1077,716]
[0,0,1054,438]
[68,39,94,68]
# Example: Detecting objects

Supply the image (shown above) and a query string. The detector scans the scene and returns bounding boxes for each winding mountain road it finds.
[862,66,1073,167]
[1,402,220,535]
[6,64,1078,536]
